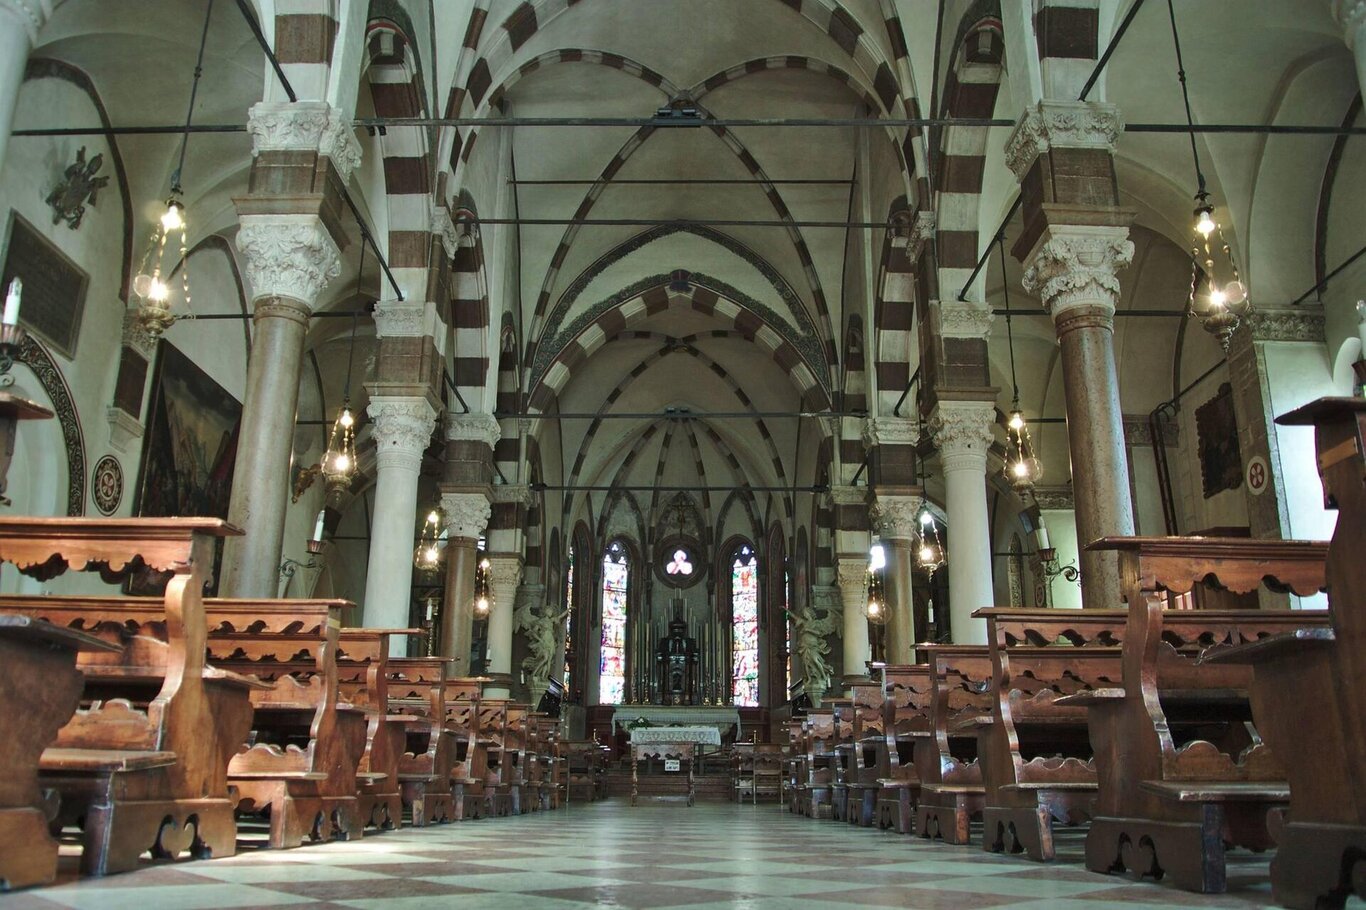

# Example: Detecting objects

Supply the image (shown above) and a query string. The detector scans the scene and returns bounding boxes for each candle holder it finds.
[1039,546,1081,584]
[0,323,26,388]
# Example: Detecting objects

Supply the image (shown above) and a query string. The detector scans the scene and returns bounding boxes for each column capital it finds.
[939,302,995,340]
[1236,304,1326,344]
[1021,225,1133,322]
[0,0,55,43]
[491,483,534,506]
[862,416,920,449]
[893,209,936,261]
[440,491,492,539]
[1005,100,1123,180]
[445,412,501,448]
[246,101,363,184]
[368,396,437,471]
[810,584,842,614]
[835,557,871,594]
[431,206,459,260]
[930,400,996,471]
[121,309,157,359]
[869,494,924,540]
[1334,0,1366,46]
[374,299,440,339]
[235,215,341,308]
[486,554,525,590]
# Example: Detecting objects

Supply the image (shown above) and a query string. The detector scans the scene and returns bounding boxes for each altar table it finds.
[627,726,721,807]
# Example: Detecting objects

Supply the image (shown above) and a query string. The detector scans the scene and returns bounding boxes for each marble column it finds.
[836,557,872,690]
[929,401,995,644]
[439,490,491,676]
[483,555,524,699]
[359,397,436,652]
[1021,227,1136,609]
[870,495,921,662]
[0,1,55,175]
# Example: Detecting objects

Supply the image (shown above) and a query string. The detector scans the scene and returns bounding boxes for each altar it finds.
[627,726,721,807]
[611,705,742,739]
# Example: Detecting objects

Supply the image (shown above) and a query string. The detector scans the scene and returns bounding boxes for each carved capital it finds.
[939,302,995,339]
[1239,305,1326,344]
[1021,225,1133,321]
[120,309,157,360]
[440,491,492,539]
[0,0,54,43]
[367,396,437,470]
[835,557,871,599]
[486,555,524,593]
[445,412,501,449]
[929,400,996,470]
[373,299,436,339]
[235,215,341,308]
[869,494,923,540]
[1005,100,1123,180]
[862,416,919,449]
[431,206,458,260]
[246,101,363,183]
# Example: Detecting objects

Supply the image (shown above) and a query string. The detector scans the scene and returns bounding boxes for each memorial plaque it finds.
[113,345,147,417]
[1,211,88,358]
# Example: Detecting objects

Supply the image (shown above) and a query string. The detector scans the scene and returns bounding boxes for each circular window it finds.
[654,536,705,588]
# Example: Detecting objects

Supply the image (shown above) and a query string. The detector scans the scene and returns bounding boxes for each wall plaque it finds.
[1,211,88,358]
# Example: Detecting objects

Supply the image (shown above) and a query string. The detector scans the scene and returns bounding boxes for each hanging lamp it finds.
[998,235,1041,493]
[413,507,444,571]
[131,0,215,337]
[321,284,363,494]
[1167,0,1249,352]
[474,544,493,616]
[915,507,946,575]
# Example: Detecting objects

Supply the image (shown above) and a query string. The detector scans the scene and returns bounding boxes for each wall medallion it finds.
[92,454,122,515]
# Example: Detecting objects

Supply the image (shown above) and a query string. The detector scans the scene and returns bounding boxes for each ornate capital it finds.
[0,0,55,43]
[373,300,436,339]
[835,557,870,598]
[246,101,363,183]
[431,206,458,260]
[367,396,437,470]
[440,491,492,539]
[1021,226,1133,321]
[121,309,156,360]
[929,401,996,469]
[1005,100,1123,180]
[486,555,524,592]
[445,412,501,449]
[862,416,919,449]
[491,483,533,506]
[1239,305,1326,344]
[939,302,995,340]
[235,215,341,308]
[810,584,842,614]
[1334,0,1366,46]
[870,494,923,540]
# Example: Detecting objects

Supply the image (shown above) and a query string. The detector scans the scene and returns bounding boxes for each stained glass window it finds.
[784,568,792,694]
[731,544,759,707]
[563,545,575,691]
[599,540,629,704]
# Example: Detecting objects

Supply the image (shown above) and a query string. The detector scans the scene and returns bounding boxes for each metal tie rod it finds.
[498,410,862,419]
[532,484,826,493]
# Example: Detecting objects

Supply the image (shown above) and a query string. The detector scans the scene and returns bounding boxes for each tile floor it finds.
[1,799,1305,909]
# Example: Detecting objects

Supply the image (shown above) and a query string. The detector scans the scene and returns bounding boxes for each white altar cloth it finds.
[612,706,741,736]
[627,726,722,746]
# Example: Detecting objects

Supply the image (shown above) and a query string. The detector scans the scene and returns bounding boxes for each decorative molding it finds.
[1239,305,1326,344]
[445,412,501,448]
[861,416,919,448]
[870,495,923,540]
[491,483,533,506]
[939,302,995,339]
[91,454,122,515]
[235,215,341,307]
[1005,100,1123,180]
[431,207,458,260]
[1123,413,1179,448]
[121,303,157,360]
[367,396,437,470]
[829,484,868,507]
[373,300,434,339]
[16,333,84,515]
[929,401,997,460]
[1031,485,1074,511]
[105,406,143,454]
[810,584,841,613]
[440,491,492,539]
[1021,226,1133,320]
[246,101,363,183]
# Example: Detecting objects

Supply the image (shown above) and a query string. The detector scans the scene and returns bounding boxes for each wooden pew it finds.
[796,710,835,819]
[387,658,459,824]
[1202,397,1366,909]
[0,617,117,890]
[914,646,994,844]
[874,665,933,834]
[1074,536,1329,893]
[843,684,885,827]
[784,719,803,813]
[335,628,416,830]
[203,599,369,848]
[0,518,256,876]
[827,698,854,822]
[563,739,604,803]
[528,712,562,810]
[973,609,1127,861]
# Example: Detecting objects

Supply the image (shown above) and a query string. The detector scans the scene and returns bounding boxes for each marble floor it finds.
[1,800,1313,909]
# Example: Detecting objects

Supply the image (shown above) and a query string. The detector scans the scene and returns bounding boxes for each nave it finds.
[0,802,1284,910]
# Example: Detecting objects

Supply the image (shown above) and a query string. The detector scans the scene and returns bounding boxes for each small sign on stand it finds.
[664,759,680,772]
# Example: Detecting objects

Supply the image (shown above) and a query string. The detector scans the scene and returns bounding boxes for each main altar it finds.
[611,705,742,738]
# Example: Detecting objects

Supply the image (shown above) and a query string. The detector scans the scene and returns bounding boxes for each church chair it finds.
[914,646,993,845]
[335,628,418,830]
[444,678,493,819]
[386,658,459,824]
[797,710,835,819]
[752,744,785,804]
[732,742,756,803]
[875,665,933,834]
[845,684,886,827]
[477,698,514,816]
[828,698,854,822]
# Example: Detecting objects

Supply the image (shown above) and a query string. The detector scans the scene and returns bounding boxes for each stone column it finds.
[870,495,921,662]
[836,557,871,690]
[221,102,359,597]
[0,1,55,175]
[483,555,523,699]
[439,490,491,675]
[930,401,996,644]
[1334,1,1366,96]
[360,397,436,652]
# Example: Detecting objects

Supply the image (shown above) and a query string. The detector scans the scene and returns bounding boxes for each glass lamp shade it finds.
[1188,198,1251,352]
[413,509,444,570]
[132,196,190,337]
[1004,410,1042,493]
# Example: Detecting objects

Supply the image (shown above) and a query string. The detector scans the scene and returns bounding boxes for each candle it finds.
[3,278,21,327]
[312,509,326,542]
[1036,524,1050,550]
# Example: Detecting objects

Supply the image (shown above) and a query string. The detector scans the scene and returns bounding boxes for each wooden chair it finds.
[445,678,491,819]
[1073,536,1329,893]
[874,665,933,834]
[0,518,256,876]
[914,646,993,845]
[563,740,600,803]
[0,617,117,890]
[733,742,756,803]
[752,744,785,804]
[1202,397,1366,909]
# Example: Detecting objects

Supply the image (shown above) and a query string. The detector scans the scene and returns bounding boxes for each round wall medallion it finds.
[92,455,123,515]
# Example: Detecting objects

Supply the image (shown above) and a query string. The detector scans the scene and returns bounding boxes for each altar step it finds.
[602,767,736,801]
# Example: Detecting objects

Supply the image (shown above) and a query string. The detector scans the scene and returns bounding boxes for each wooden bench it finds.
[843,685,885,827]
[1201,397,1366,909]
[444,677,492,819]
[563,739,604,803]
[335,628,417,830]
[874,664,933,834]
[0,616,117,890]
[1074,536,1329,893]
[387,658,460,824]
[796,711,835,819]
[0,518,256,876]
[827,698,853,822]
[914,646,993,844]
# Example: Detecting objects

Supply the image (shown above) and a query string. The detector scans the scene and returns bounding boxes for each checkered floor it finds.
[5,800,1292,909]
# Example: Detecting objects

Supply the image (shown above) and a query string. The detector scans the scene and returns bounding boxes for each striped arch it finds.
[363,21,437,304]
[528,281,830,416]
[873,196,918,417]
[839,314,868,486]
[934,16,1007,300]
[450,197,491,413]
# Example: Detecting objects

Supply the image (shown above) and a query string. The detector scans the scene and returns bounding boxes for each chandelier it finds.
[474,546,493,616]
[414,507,444,570]
[998,234,1040,492]
[915,507,946,575]
[866,539,887,623]
[131,0,215,337]
[1168,0,1249,352]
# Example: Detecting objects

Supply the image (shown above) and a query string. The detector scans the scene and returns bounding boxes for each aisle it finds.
[5,802,1280,909]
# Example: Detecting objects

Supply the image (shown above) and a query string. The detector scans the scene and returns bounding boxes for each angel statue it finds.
[790,600,839,698]
[515,598,569,689]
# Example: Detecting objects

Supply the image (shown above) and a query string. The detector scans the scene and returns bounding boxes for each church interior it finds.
[0,0,1364,907]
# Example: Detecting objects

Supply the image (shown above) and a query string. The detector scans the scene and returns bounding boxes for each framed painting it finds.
[1195,382,1242,499]
[132,340,241,592]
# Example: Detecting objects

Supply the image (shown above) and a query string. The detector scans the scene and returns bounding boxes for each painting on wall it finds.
[132,340,241,592]
[1196,382,1242,499]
